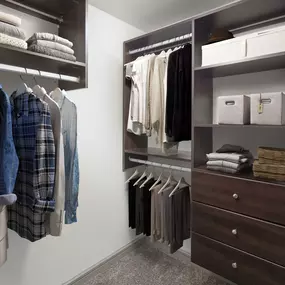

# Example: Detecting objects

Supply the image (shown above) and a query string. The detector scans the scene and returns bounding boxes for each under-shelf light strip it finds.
[129,157,191,173]
[0,64,80,83]
[128,33,192,55]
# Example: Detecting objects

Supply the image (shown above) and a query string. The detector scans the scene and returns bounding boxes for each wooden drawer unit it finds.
[192,233,285,285]
[192,170,285,225]
[192,202,285,267]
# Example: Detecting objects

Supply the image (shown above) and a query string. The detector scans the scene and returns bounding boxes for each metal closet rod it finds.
[5,0,63,23]
[129,157,192,173]
[0,63,80,83]
[128,33,192,55]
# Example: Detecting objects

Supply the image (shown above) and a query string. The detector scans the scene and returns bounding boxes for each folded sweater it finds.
[207,165,239,174]
[0,33,27,49]
[207,160,250,170]
[29,39,74,54]
[0,21,25,40]
[0,12,21,27]
[28,44,76,61]
[207,153,250,164]
[27,33,73,48]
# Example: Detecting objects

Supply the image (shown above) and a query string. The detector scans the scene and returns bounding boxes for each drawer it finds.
[192,170,285,225]
[192,233,285,285]
[193,202,285,267]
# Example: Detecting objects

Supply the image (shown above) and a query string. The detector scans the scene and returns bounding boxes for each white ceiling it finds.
[89,0,236,31]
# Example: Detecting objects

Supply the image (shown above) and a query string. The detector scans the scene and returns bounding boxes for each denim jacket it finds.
[0,87,19,196]
[50,89,79,224]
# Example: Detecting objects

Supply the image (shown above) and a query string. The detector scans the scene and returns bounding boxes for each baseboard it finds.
[63,235,146,285]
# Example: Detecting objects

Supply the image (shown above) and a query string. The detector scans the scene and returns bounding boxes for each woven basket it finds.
[253,160,285,175]
[259,157,285,165]
[258,147,285,163]
[253,171,285,182]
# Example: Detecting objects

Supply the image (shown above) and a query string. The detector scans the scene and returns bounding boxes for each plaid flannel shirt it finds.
[8,92,56,242]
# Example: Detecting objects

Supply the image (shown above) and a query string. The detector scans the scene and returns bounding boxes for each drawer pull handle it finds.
[233,193,239,200]
[232,262,238,269]
[232,229,238,235]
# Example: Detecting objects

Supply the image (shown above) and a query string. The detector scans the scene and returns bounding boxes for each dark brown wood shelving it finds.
[195,52,285,77]
[194,165,285,187]
[125,148,191,162]
[195,124,285,129]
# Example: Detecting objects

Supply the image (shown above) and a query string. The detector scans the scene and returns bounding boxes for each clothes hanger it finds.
[133,167,147,186]
[125,168,139,184]
[15,74,32,96]
[169,177,189,197]
[140,166,154,188]
[149,169,163,191]
[158,169,176,194]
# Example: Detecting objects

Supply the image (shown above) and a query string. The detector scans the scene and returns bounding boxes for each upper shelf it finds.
[125,148,191,162]
[195,52,285,78]
[0,44,85,75]
[195,124,285,129]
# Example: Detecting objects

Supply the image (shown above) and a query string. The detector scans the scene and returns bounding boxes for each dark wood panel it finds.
[192,233,285,285]
[193,202,285,267]
[192,170,285,225]
[59,0,87,90]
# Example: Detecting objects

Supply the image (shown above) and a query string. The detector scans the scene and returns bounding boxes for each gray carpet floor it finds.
[78,243,231,285]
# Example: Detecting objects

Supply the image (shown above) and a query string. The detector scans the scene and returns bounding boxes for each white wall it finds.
[0,5,143,285]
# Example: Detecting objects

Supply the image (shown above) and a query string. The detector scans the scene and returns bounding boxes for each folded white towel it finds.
[207,160,249,170]
[207,166,239,174]
[27,33,73,48]
[0,12,21,27]
[0,33,27,49]
[207,153,249,164]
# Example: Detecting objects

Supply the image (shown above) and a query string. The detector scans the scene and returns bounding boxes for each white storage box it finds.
[250,92,285,125]
[247,27,285,58]
[202,38,246,66]
[217,95,250,125]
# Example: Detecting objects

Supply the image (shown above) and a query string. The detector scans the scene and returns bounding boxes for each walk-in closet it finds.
[1,0,285,285]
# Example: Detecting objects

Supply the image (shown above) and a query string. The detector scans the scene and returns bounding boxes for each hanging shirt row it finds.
[126,44,192,154]
[0,84,79,249]
[127,172,191,254]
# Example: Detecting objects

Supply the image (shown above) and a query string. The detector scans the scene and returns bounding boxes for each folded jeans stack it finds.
[0,11,27,49]
[207,144,253,174]
[253,147,285,182]
[27,33,76,61]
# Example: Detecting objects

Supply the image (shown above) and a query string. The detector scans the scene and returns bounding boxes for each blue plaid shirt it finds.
[8,92,56,242]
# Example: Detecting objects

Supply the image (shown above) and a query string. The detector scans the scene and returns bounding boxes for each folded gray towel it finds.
[0,12,21,27]
[29,39,74,54]
[0,21,25,40]
[28,44,76,61]
[27,33,73,48]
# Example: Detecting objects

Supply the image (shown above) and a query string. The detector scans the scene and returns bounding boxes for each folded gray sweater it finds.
[28,44,76,61]
[27,33,73,48]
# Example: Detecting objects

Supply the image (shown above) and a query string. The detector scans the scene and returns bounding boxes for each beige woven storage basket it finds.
[258,147,285,163]
[253,160,285,175]
[253,171,285,182]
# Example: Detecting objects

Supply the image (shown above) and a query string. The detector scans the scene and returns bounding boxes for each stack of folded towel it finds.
[253,147,285,182]
[0,11,27,50]
[206,144,253,174]
[27,33,76,61]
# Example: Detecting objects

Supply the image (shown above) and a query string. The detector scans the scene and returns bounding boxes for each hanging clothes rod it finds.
[4,0,63,23]
[128,33,192,55]
[129,157,191,173]
[0,63,80,83]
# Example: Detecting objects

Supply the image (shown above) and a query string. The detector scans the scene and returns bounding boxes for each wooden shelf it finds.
[195,124,285,129]
[195,52,285,78]
[194,165,285,187]
[125,148,191,162]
